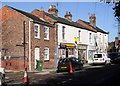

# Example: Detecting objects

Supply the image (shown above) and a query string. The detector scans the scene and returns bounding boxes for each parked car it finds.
[92,53,111,65]
[57,57,83,72]
[108,52,120,64]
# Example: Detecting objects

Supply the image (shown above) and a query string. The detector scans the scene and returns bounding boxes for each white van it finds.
[93,53,111,65]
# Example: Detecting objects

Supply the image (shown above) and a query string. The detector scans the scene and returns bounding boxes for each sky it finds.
[0,1,118,42]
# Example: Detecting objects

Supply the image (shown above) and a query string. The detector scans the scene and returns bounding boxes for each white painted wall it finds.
[57,23,79,43]
[96,32,108,53]
[57,23,89,45]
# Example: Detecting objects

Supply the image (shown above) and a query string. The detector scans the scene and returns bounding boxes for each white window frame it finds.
[44,47,49,61]
[34,24,40,39]
[44,26,49,40]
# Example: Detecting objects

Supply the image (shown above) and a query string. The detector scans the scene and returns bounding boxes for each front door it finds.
[35,47,40,68]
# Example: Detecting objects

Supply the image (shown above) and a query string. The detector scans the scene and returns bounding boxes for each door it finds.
[35,47,40,68]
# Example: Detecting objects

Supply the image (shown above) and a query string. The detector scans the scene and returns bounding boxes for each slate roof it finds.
[45,13,96,32]
[5,5,54,28]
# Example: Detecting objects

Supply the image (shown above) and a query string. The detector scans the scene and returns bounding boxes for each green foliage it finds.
[113,1,120,20]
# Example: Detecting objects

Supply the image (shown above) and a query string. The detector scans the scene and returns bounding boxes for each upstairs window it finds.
[62,26,65,40]
[89,33,92,43]
[44,26,49,40]
[34,24,40,39]
[78,30,81,42]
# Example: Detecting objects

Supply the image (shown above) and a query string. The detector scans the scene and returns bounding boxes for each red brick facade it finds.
[0,6,56,71]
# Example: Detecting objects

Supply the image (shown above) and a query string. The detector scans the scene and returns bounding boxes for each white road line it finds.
[57,78,72,85]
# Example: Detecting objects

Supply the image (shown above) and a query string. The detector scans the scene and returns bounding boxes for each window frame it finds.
[34,24,40,39]
[62,26,65,40]
[89,33,92,43]
[44,26,49,40]
[44,47,49,61]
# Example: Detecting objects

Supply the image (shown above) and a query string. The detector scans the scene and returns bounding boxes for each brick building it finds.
[0,5,55,71]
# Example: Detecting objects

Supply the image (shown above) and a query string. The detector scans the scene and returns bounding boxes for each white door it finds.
[35,47,40,68]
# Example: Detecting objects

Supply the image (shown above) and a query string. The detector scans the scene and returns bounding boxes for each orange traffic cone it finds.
[24,67,29,85]
[69,61,73,73]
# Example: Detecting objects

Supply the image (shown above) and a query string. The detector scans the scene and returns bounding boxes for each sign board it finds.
[74,37,79,43]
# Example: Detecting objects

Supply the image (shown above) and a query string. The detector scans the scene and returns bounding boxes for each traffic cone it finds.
[24,67,29,85]
[69,61,73,73]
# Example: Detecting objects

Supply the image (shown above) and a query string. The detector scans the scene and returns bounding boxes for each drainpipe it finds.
[28,19,33,71]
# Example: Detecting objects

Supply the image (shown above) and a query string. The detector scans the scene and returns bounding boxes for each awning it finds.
[65,44,76,49]
[59,43,76,49]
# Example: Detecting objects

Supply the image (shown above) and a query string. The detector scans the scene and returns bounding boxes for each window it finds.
[62,26,65,40]
[89,33,92,43]
[68,49,74,55]
[44,26,49,40]
[44,47,49,61]
[34,24,40,39]
[78,30,81,42]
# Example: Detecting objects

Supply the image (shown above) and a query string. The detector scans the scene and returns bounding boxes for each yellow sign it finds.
[74,37,79,42]
[66,44,75,49]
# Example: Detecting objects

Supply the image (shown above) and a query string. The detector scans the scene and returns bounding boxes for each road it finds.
[5,64,120,86]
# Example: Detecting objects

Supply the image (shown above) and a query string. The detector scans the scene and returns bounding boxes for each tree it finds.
[100,0,120,20]
[113,1,120,21]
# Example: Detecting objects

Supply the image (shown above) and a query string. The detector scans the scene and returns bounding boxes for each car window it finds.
[59,58,69,63]
[94,54,102,58]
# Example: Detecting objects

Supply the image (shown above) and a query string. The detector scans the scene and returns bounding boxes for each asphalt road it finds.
[5,64,120,86]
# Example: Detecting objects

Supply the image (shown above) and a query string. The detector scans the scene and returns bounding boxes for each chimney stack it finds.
[48,5,58,16]
[64,11,72,21]
[39,7,45,19]
[89,14,96,28]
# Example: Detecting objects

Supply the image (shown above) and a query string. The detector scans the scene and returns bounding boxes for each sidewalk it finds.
[5,63,92,73]
[5,63,92,85]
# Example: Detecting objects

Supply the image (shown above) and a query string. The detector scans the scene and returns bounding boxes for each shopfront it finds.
[58,43,76,59]
[78,44,87,63]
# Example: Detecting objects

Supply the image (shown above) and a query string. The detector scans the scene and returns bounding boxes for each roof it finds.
[5,5,54,28]
[78,19,108,34]
[45,13,96,32]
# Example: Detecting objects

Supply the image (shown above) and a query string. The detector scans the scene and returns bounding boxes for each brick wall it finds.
[1,6,56,71]
[31,9,57,69]
[1,6,30,70]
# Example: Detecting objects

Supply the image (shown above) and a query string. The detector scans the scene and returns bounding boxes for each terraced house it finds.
[0,5,55,71]
[77,14,109,63]
[32,5,109,64]
[0,5,109,71]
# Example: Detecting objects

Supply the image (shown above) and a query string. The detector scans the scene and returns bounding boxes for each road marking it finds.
[87,65,104,68]
[57,78,72,85]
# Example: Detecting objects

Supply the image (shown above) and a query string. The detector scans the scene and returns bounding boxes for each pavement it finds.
[5,64,91,75]
[4,63,92,85]
[5,63,91,73]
